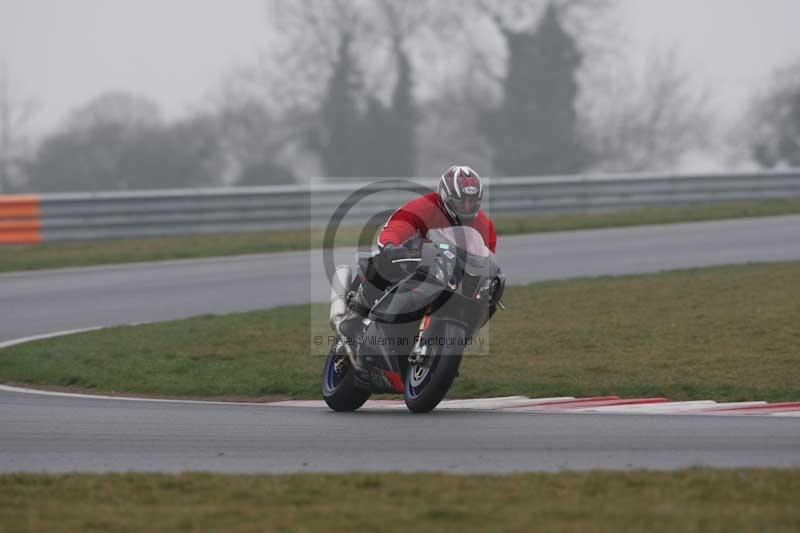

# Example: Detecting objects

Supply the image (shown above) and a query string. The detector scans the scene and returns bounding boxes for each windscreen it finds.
[427,226,491,258]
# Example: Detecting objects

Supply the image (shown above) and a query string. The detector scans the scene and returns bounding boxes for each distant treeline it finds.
[1,0,799,193]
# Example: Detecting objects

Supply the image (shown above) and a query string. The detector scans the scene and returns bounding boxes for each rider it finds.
[335,165,497,340]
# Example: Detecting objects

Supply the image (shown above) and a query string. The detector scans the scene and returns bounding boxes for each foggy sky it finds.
[2,0,800,134]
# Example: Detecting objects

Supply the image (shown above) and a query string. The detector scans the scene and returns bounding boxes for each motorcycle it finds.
[322,226,505,413]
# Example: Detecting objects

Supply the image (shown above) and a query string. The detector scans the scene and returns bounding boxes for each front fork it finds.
[408,310,432,366]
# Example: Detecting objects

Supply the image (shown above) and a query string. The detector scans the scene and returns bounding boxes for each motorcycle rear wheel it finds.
[322,338,371,412]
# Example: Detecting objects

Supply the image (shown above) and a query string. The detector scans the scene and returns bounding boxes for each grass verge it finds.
[1,469,799,532]
[1,261,798,402]
[2,197,800,273]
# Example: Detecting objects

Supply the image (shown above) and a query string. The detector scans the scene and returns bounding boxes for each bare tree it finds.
[64,90,161,132]
[235,0,441,178]
[469,3,714,173]
[0,62,37,193]
[210,0,378,180]
[228,1,629,179]
[258,0,377,112]
[416,78,494,176]
[584,47,713,172]
[460,0,618,84]
[742,59,800,169]
[27,91,225,192]
[209,81,314,184]
[372,0,434,78]
[412,0,618,176]
[258,0,435,107]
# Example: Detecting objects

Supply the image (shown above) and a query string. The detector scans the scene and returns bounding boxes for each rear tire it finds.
[404,322,464,413]
[322,338,371,412]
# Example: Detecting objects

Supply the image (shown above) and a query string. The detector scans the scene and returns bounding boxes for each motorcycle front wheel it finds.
[322,337,371,412]
[404,321,465,413]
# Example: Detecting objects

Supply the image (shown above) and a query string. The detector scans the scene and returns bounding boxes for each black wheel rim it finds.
[323,339,349,393]
[405,353,441,399]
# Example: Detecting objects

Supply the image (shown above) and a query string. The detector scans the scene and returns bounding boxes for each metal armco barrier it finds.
[1,171,799,244]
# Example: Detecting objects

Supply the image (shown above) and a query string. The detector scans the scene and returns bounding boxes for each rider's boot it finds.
[342,282,375,356]
[336,311,365,341]
[330,265,361,338]
[330,273,375,373]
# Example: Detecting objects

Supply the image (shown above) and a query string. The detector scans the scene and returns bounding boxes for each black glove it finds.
[381,243,412,264]
[378,243,416,280]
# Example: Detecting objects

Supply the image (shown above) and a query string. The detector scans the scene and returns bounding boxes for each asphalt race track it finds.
[2,388,800,473]
[2,215,799,342]
[1,215,800,473]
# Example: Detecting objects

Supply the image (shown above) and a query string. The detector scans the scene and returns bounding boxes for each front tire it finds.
[404,322,465,413]
[322,338,371,412]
